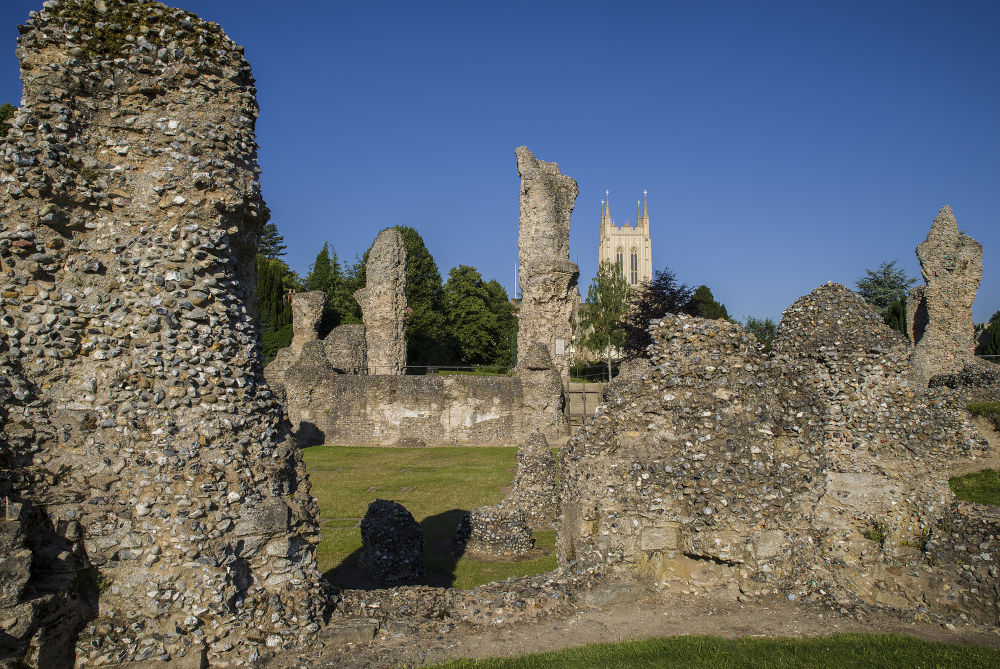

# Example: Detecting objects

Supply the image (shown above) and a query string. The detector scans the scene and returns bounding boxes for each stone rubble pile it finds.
[334,569,600,628]
[359,499,425,586]
[456,506,534,558]
[0,1,330,665]
[503,431,559,528]
[557,283,996,621]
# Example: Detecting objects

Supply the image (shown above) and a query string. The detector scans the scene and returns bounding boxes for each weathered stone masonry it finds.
[0,2,328,666]
[515,146,579,385]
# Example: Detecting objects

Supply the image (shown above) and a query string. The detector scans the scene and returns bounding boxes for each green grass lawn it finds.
[950,468,1000,506]
[301,446,557,590]
[950,403,1000,506]
[968,401,1000,431]
[429,634,1000,668]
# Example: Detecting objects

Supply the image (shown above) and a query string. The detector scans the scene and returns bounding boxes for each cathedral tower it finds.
[598,190,652,286]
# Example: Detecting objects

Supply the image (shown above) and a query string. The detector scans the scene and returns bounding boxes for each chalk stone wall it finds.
[285,371,558,446]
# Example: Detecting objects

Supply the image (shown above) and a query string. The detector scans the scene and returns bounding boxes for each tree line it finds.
[579,255,999,382]
[255,223,516,368]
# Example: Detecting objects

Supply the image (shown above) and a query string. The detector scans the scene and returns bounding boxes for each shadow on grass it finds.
[324,508,468,591]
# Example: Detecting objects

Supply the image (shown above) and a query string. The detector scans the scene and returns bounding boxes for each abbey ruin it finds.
[0,2,328,665]
[264,148,570,447]
[1,1,998,668]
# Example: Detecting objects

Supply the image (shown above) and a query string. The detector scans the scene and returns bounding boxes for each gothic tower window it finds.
[630,248,638,285]
[615,247,623,274]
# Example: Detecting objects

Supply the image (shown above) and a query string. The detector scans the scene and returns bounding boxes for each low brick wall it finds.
[286,373,558,446]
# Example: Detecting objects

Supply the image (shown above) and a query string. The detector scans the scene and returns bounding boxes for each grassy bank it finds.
[301,446,556,590]
[429,633,1000,668]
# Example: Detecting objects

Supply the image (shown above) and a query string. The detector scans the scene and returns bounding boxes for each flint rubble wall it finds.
[0,2,328,666]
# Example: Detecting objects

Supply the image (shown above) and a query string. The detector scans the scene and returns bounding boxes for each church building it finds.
[598,190,652,287]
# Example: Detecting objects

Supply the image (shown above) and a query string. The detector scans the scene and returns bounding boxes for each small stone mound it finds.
[504,432,558,528]
[456,505,534,558]
[773,282,907,362]
[359,499,425,586]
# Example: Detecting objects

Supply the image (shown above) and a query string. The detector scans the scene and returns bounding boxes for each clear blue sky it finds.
[2,1,998,323]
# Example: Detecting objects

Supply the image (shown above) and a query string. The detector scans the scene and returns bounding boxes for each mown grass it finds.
[301,446,557,590]
[968,401,1000,432]
[950,469,1000,506]
[429,633,1000,668]
[950,403,1000,506]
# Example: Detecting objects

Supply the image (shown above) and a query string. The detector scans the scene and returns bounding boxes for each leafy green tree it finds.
[744,316,778,353]
[258,222,287,258]
[0,103,15,138]
[580,261,632,381]
[856,260,917,316]
[687,285,730,320]
[485,278,518,368]
[623,266,693,358]
[443,265,516,366]
[353,226,450,367]
[331,255,364,325]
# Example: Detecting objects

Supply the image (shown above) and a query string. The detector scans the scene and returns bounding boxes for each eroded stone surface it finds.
[558,284,996,622]
[515,147,579,383]
[355,228,407,375]
[324,323,367,374]
[0,2,328,665]
[908,206,983,386]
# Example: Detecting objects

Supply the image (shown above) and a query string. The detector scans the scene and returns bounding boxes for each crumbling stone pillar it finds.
[264,290,325,390]
[908,206,983,386]
[355,228,407,375]
[290,291,326,353]
[515,147,580,384]
[0,2,328,666]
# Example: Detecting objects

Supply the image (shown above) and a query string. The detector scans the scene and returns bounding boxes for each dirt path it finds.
[267,591,1000,668]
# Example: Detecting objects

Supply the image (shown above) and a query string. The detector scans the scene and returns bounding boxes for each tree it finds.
[884,297,908,335]
[443,265,515,366]
[981,311,1000,364]
[744,316,778,353]
[855,260,917,316]
[305,242,343,337]
[0,103,15,138]
[687,285,730,320]
[484,278,518,368]
[623,266,693,358]
[258,222,287,259]
[255,254,302,363]
[580,261,632,381]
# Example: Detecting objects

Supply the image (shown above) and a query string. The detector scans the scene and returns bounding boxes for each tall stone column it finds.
[514,147,580,383]
[907,206,983,386]
[0,2,328,666]
[355,228,407,375]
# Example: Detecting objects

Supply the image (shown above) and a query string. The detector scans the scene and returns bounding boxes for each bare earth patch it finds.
[266,591,1000,668]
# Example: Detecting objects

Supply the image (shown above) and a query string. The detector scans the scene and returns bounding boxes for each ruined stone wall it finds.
[515,146,579,383]
[0,2,328,665]
[280,361,559,446]
[908,206,983,386]
[558,284,997,622]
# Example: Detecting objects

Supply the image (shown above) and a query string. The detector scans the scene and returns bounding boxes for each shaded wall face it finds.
[0,2,327,665]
